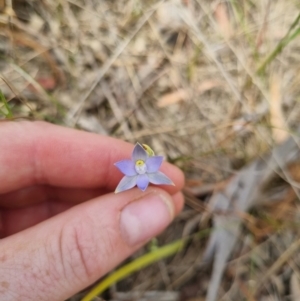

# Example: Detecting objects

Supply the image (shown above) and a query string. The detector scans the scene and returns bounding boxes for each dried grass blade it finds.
[290,272,300,301]
[157,89,187,108]
[67,8,158,125]
[254,238,300,293]
[269,74,288,143]
[204,160,264,301]
[214,2,232,39]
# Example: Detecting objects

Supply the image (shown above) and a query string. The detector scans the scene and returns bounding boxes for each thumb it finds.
[0,188,183,301]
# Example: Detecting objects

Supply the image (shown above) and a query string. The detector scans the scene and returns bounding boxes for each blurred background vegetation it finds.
[2,0,300,300]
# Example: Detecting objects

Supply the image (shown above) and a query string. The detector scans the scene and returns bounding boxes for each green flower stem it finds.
[81,228,211,301]
[81,239,185,301]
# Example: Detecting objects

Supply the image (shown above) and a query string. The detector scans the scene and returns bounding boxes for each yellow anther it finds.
[142,144,155,156]
[136,160,145,166]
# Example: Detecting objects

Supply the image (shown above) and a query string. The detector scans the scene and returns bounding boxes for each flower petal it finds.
[136,174,149,191]
[115,176,137,193]
[114,159,136,176]
[148,171,174,186]
[146,156,164,173]
[132,143,147,162]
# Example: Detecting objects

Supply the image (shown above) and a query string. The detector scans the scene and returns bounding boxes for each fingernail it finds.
[120,192,174,246]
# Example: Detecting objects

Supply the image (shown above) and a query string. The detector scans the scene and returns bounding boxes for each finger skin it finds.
[0,183,183,236]
[0,185,107,208]
[0,186,107,236]
[0,121,184,194]
[0,188,184,301]
[1,201,73,236]
[0,120,185,300]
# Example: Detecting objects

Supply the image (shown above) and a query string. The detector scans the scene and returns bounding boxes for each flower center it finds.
[135,160,147,174]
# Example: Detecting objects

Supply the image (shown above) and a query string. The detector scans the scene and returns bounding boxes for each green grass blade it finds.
[0,90,13,118]
[287,27,300,42]
[81,239,186,301]
[285,12,300,36]
[0,108,7,117]
[257,12,300,75]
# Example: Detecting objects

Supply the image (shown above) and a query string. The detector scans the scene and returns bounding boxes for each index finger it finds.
[0,121,184,194]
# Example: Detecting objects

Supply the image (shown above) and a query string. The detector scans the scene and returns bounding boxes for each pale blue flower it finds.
[114,143,174,193]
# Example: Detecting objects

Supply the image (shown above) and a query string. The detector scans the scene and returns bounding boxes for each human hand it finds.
[0,121,184,301]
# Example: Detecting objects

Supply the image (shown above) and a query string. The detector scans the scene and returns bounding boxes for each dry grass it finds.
[2,0,300,300]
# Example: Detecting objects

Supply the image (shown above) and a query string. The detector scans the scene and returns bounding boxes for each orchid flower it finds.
[114,143,174,193]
